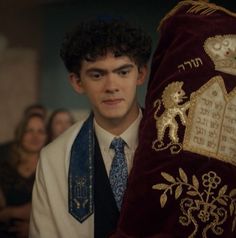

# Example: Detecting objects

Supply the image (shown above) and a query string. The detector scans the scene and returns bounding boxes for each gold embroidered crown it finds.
[204,35,236,76]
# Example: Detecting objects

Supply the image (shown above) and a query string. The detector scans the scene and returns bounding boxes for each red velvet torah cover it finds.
[112,1,236,237]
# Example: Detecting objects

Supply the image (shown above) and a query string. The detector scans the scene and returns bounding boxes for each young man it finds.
[29,18,152,238]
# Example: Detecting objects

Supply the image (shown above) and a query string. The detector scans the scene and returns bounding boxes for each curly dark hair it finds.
[60,17,152,74]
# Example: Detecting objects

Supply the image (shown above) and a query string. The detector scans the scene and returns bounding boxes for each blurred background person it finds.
[0,113,47,238]
[0,103,47,161]
[23,104,47,119]
[46,108,74,143]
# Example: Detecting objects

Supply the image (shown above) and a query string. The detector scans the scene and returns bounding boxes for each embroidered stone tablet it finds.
[183,75,236,166]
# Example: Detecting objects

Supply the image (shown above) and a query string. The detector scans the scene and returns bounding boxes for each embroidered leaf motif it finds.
[175,185,183,199]
[161,172,176,183]
[232,217,236,232]
[160,193,167,208]
[192,175,199,189]
[230,188,236,197]
[179,168,188,183]
[152,168,236,236]
[217,198,227,206]
[218,185,228,196]
[152,183,169,190]
[186,191,199,196]
[230,202,234,216]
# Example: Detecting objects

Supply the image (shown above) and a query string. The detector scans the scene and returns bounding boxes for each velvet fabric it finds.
[112,1,236,237]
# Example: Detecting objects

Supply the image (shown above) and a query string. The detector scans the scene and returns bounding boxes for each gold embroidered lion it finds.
[152,81,190,153]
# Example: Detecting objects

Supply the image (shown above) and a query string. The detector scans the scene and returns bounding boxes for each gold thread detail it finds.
[183,75,236,166]
[204,34,236,76]
[152,81,190,154]
[152,168,236,237]
[158,0,236,31]
[187,4,217,15]
[177,57,203,72]
[73,176,88,209]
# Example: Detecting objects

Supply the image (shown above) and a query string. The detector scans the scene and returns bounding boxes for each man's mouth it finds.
[103,98,123,105]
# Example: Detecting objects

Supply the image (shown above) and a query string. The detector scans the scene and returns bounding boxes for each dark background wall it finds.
[0,0,42,142]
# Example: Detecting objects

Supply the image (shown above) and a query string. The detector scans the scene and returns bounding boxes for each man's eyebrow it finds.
[85,64,134,74]
[86,68,107,74]
[112,64,134,72]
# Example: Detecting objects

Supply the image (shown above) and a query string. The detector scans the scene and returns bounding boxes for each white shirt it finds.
[94,109,142,175]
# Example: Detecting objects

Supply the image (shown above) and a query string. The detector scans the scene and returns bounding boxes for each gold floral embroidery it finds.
[183,76,236,166]
[152,81,190,154]
[153,168,236,238]
[204,35,236,76]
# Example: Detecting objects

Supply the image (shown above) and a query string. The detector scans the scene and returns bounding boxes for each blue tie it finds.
[109,137,128,210]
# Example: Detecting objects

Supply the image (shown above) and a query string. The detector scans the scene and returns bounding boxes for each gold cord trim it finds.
[158,0,236,31]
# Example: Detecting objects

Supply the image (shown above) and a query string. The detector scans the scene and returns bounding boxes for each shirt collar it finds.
[94,109,143,150]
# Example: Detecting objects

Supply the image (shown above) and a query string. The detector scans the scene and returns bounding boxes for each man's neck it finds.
[94,106,140,136]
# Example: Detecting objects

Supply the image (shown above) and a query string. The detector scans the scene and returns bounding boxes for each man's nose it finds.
[105,74,119,93]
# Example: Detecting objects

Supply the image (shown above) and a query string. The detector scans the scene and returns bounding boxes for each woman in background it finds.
[0,113,47,238]
[46,108,74,143]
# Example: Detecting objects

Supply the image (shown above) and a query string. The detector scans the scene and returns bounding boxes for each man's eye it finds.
[90,72,102,79]
[118,69,129,76]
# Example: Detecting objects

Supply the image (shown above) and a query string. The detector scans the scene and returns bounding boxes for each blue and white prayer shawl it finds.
[68,113,94,223]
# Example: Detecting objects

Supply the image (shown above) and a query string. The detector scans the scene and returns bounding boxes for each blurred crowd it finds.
[0,104,75,238]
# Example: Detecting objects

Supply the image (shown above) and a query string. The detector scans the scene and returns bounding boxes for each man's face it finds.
[71,53,147,129]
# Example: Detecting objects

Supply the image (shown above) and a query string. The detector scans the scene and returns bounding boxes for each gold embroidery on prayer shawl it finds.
[73,176,89,208]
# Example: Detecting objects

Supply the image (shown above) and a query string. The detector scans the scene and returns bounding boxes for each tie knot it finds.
[110,137,125,153]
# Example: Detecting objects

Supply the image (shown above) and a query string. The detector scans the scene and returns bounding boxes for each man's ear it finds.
[69,73,84,94]
[137,65,148,86]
